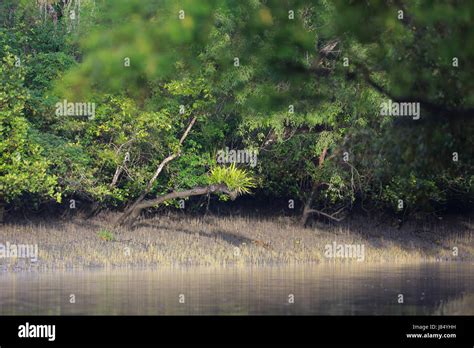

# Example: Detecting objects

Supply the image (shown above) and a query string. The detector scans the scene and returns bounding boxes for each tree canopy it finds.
[1,0,472,224]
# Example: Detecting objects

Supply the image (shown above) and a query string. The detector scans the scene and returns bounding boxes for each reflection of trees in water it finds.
[2,265,473,315]
[434,293,474,315]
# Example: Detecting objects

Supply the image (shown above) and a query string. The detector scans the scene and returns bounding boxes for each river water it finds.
[0,263,473,315]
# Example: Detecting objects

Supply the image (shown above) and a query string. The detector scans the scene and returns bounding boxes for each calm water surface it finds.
[0,263,473,315]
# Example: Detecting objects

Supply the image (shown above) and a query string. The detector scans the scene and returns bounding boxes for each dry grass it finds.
[0,213,472,271]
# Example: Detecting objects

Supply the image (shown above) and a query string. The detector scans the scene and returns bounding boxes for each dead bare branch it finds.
[306,208,346,222]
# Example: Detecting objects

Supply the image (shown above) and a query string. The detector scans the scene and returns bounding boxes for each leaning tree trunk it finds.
[300,147,328,227]
[114,116,197,227]
[117,184,237,227]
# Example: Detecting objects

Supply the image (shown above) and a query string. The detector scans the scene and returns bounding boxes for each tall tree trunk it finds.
[114,116,197,227]
[0,200,4,224]
[300,147,328,227]
[300,183,316,227]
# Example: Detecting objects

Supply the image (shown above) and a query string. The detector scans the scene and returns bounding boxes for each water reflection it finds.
[0,263,473,315]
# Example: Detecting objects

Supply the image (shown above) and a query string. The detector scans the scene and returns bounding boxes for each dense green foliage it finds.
[0,53,58,204]
[0,0,472,222]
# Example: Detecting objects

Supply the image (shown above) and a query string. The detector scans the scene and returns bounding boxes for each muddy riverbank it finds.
[0,213,472,271]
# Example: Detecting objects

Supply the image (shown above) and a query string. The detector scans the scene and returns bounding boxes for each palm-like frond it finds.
[209,163,256,196]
